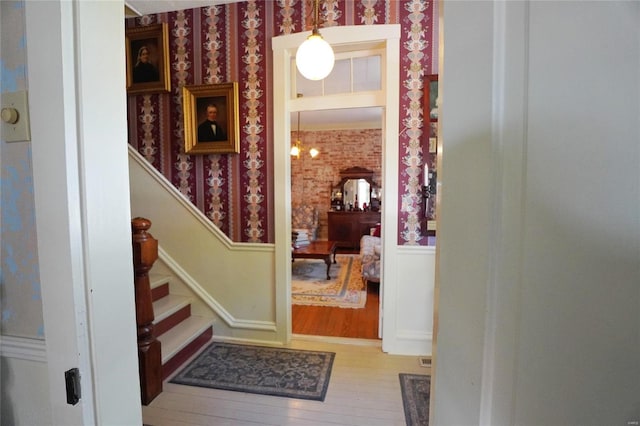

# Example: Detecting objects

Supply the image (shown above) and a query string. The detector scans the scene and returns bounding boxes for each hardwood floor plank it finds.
[292,282,380,340]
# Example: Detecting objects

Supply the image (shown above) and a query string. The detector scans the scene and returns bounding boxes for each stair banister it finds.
[131,217,162,405]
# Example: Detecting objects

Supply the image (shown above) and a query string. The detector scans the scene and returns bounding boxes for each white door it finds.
[433,1,640,424]
[26,1,142,424]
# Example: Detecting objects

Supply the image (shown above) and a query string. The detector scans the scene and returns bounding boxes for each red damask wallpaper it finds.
[126,0,437,245]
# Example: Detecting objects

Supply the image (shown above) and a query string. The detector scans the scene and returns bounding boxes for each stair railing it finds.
[131,217,162,405]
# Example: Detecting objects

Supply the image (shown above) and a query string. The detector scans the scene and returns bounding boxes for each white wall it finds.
[1,358,50,425]
[432,0,493,421]
[433,1,640,425]
[385,246,435,354]
[1,338,50,426]
[129,148,279,342]
[0,0,44,341]
[515,2,639,424]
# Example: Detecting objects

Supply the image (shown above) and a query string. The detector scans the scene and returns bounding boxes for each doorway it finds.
[271,24,401,348]
[289,108,383,340]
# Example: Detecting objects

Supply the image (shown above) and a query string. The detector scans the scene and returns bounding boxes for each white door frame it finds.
[271,25,400,347]
[27,1,141,424]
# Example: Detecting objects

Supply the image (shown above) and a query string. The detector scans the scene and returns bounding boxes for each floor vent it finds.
[419,357,431,368]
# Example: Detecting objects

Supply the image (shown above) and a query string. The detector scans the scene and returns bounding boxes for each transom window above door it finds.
[292,50,382,99]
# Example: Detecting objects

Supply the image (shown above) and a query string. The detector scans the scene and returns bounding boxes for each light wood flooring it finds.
[142,338,430,426]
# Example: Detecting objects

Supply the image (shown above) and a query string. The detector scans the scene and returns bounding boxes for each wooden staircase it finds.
[132,217,214,405]
[150,274,214,380]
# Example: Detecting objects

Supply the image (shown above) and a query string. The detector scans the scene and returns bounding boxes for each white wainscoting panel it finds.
[386,246,435,355]
[0,335,51,425]
[129,148,279,343]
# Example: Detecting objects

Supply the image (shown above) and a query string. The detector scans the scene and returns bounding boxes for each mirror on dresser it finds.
[328,167,381,249]
[330,166,381,212]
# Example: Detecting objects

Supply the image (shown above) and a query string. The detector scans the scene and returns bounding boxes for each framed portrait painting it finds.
[424,74,438,153]
[182,83,240,154]
[125,24,170,94]
[425,74,438,121]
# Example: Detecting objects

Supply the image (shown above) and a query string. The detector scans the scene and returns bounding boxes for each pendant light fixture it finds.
[295,0,335,81]
[290,110,319,159]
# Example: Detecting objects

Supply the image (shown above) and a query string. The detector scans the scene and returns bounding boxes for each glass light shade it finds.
[290,145,300,157]
[296,34,335,81]
[424,163,429,186]
[309,148,319,158]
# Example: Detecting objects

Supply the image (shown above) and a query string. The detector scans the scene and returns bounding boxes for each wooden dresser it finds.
[328,211,381,249]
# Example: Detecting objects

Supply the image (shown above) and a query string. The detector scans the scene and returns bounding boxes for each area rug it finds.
[399,373,430,426]
[292,254,366,308]
[170,342,335,401]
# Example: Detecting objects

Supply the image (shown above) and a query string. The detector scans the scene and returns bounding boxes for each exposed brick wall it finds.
[291,128,382,240]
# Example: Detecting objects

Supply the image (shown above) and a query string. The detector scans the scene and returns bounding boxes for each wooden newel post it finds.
[131,217,162,405]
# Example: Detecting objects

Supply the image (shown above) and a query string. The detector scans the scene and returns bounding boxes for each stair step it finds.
[153,294,191,337]
[157,315,214,379]
[150,274,171,301]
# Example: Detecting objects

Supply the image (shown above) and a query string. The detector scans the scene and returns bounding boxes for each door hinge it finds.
[64,368,81,405]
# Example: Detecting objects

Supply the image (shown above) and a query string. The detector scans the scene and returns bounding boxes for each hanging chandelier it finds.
[290,111,319,159]
[295,0,335,81]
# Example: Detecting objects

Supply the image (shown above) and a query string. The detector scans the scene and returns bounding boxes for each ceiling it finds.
[125,0,241,17]
[125,0,382,130]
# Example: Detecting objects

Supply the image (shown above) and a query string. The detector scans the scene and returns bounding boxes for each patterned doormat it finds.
[170,342,335,401]
[292,255,366,308]
[399,373,430,426]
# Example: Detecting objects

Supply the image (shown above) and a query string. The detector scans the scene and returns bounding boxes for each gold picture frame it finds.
[425,74,439,120]
[182,83,240,154]
[125,24,170,94]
